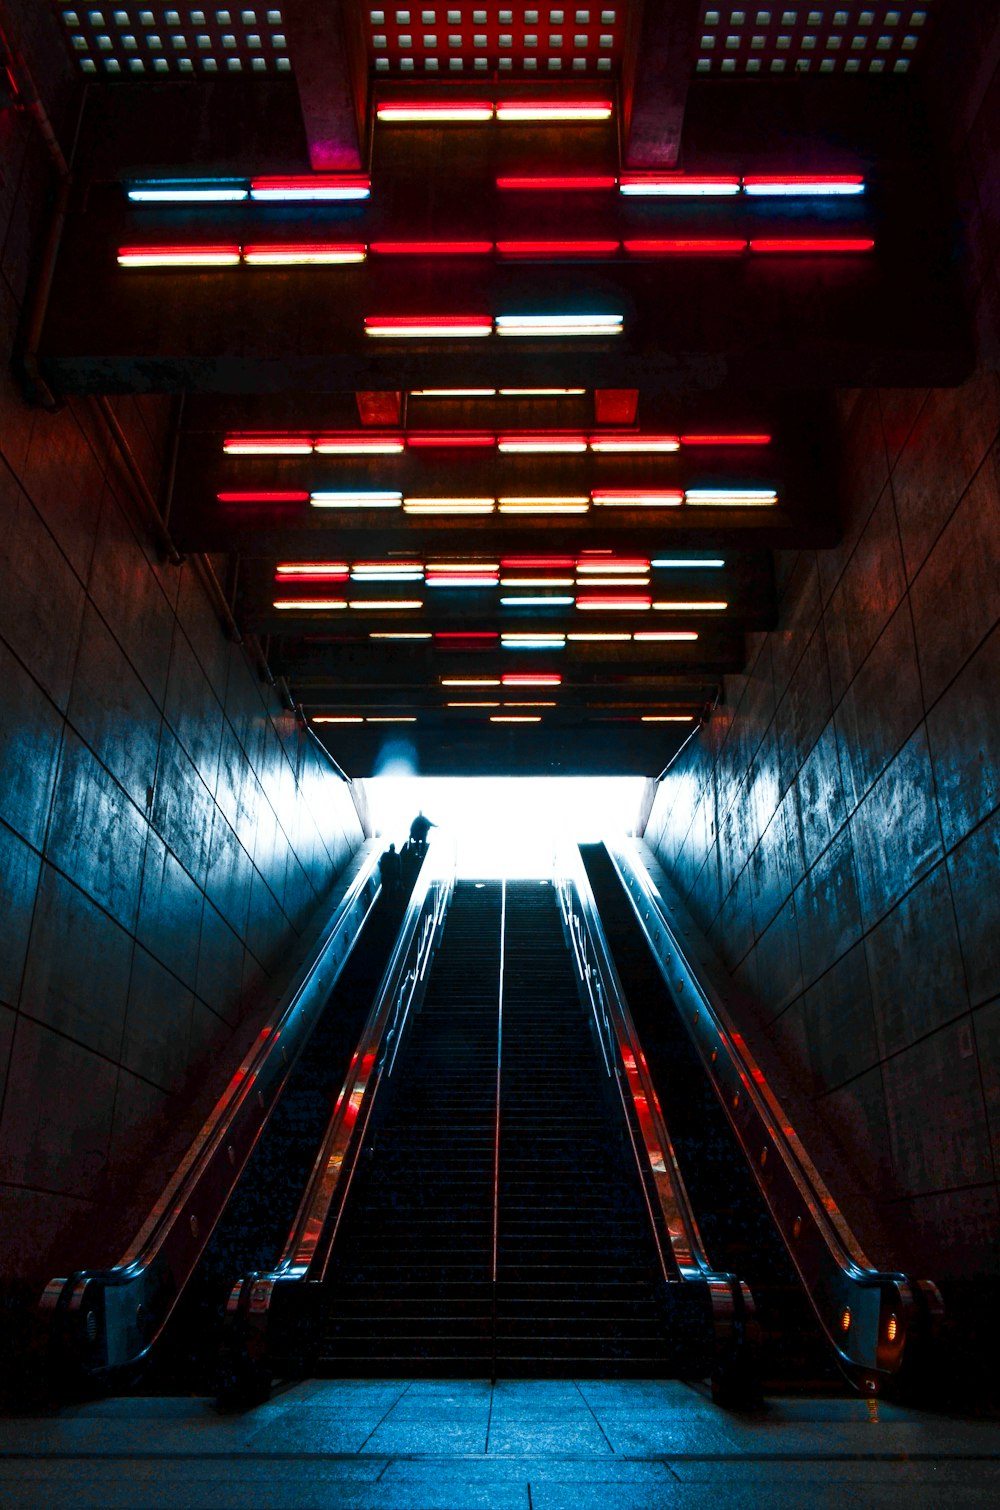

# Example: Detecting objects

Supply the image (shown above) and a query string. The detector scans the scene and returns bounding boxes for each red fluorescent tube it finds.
[576,595,652,609]
[501,673,562,685]
[501,557,576,569]
[243,243,366,265]
[250,175,371,200]
[315,433,405,453]
[681,433,772,446]
[750,238,875,254]
[118,245,241,267]
[406,432,496,448]
[496,240,620,259]
[435,631,499,640]
[217,491,309,503]
[591,489,684,506]
[365,315,492,337]
[224,434,313,454]
[273,571,350,583]
[370,241,494,256]
[495,100,613,121]
[496,175,617,191]
[624,239,747,257]
[377,101,494,121]
[498,433,588,453]
[742,174,865,193]
[619,173,741,196]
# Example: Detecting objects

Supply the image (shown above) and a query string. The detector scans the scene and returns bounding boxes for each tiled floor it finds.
[1,1379,999,1508]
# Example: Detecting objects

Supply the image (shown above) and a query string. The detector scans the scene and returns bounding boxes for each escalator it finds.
[317,878,714,1378]
[581,842,835,1388]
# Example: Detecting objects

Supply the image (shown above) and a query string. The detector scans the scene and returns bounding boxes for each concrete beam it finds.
[623,0,703,168]
[282,0,365,172]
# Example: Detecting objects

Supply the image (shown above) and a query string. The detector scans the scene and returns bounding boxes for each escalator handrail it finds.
[608,837,944,1391]
[39,841,385,1377]
[554,843,742,1293]
[261,840,455,1289]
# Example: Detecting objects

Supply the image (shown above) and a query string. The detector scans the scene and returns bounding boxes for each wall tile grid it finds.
[645,54,1000,1285]
[0,9,366,1279]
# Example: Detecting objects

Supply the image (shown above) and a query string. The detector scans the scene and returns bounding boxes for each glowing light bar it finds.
[624,239,747,257]
[685,488,778,506]
[592,489,684,507]
[406,432,496,449]
[275,564,350,580]
[377,101,494,121]
[224,435,313,455]
[250,175,371,201]
[349,599,423,610]
[369,631,432,639]
[370,240,494,256]
[577,559,649,574]
[634,630,700,641]
[435,632,498,641]
[352,560,424,573]
[427,576,499,588]
[575,576,649,587]
[368,716,417,722]
[576,595,651,610]
[589,435,679,453]
[310,491,403,509]
[447,701,500,707]
[567,632,631,641]
[496,313,622,337]
[750,238,874,254]
[501,638,567,650]
[619,174,741,197]
[491,715,542,722]
[501,556,575,569]
[365,315,492,338]
[427,561,499,573]
[505,701,556,707]
[441,677,501,686]
[217,490,308,504]
[412,388,497,397]
[128,180,248,202]
[653,558,725,568]
[495,100,613,121]
[680,434,771,447]
[351,569,423,582]
[496,240,619,259]
[498,434,588,453]
[243,243,367,265]
[501,633,567,643]
[403,498,495,514]
[502,673,562,685]
[501,577,575,587]
[274,598,347,610]
[118,245,241,267]
[497,175,617,191]
[653,600,729,611]
[497,497,590,514]
[313,715,363,724]
[316,434,405,454]
[499,388,586,396]
[500,596,575,607]
[642,714,696,722]
[742,175,865,196]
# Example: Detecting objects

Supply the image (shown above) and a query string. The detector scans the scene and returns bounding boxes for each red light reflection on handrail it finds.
[680,433,772,446]
[406,432,496,448]
[369,241,494,256]
[624,239,747,256]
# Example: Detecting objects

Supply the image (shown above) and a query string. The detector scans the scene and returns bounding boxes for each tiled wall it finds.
[0,8,366,1280]
[644,50,1000,1287]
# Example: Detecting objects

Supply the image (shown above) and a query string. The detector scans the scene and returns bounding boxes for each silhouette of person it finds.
[408,811,435,858]
[379,841,401,896]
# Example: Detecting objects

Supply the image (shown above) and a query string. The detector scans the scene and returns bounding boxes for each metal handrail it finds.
[553,844,757,1394]
[608,837,944,1394]
[221,840,456,1383]
[39,842,385,1380]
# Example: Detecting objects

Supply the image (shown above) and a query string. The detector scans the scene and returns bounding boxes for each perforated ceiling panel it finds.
[55,5,290,76]
[364,4,625,78]
[695,3,932,75]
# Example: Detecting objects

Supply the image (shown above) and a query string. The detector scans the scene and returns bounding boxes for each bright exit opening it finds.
[366,777,645,879]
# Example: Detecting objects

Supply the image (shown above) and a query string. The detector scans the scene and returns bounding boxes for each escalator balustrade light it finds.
[634,630,700,642]
[576,595,651,611]
[574,576,650,586]
[127,179,249,202]
[886,1315,898,1343]
[429,576,500,588]
[434,631,499,641]
[501,636,567,649]
[403,498,496,514]
[353,561,425,572]
[680,434,771,447]
[351,570,424,582]
[495,313,623,337]
[440,677,501,686]
[652,557,726,568]
[619,174,741,197]
[250,175,371,201]
[426,561,500,573]
[407,432,496,448]
[641,714,696,722]
[566,632,631,641]
[370,240,494,256]
[497,175,617,191]
[275,564,350,581]
[242,244,367,265]
[653,600,729,611]
[501,577,576,587]
[496,240,620,260]
[502,673,562,685]
[750,238,874,254]
[316,434,406,454]
[841,1308,852,1332]
[118,245,241,267]
[225,434,314,455]
[273,598,348,610]
[218,490,309,504]
[370,631,432,639]
[684,488,778,506]
[623,239,747,257]
[498,434,588,453]
[349,599,424,610]
[311,491,403,508]
[411,388,498,397]
[500,596,575,607]
[504,700,556,707]
[742,175,865,196]
[446,700,500,707]
[313,715,363,723]
[377,101,495,121]
[577,559,649,573]
[368,716,418,722]
[499,388,587,396]
[497,497,590,514]
[490,714,543,722]
[501,556,576,569]
[365,316,493,338]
